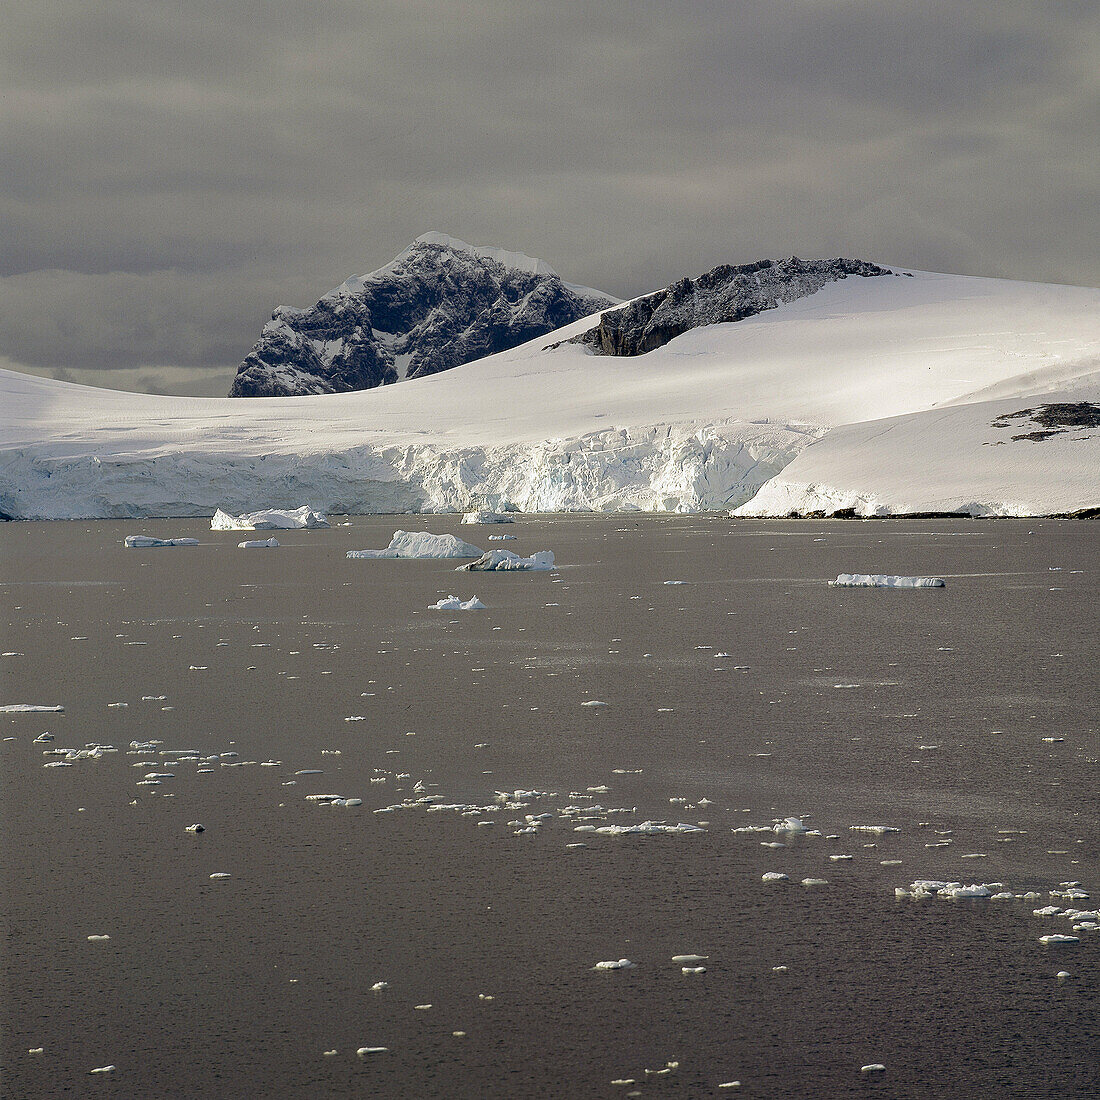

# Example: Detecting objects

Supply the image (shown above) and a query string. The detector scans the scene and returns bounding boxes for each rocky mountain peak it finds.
[228,235,616,397]
[567,256,899,357]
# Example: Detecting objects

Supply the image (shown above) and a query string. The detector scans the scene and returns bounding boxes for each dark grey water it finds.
[2,516,1097,1098]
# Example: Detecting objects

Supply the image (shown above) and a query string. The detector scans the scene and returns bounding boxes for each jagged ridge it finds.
[229,234,615,397]
[568,257,897,357]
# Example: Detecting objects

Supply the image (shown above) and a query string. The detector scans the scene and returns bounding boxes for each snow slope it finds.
[736,387,1100,517]
[1,269,1098,519]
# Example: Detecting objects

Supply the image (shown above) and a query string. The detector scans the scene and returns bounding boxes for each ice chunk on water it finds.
[348,531,482,559]
[462,510,513,524]
[124,535,199,548]
[458,549,554,571]
[593,958,635,970]
[831,574,945,588]
[429,595,486,610]
[212,506,328,530]
[238,538,279,548]
[1,704,64,713]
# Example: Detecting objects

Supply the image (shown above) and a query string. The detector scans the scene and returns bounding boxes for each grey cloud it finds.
[1,0,1097,394]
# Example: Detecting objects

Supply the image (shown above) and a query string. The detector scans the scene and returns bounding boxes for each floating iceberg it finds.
[831,574,946,588]
[458,549,554,571]
[211,506,329,531]
[1,703,64,713]
[347,531,482,559]
[124,535,199,548]
[238,538,279,548]
[429,595,486,610]
[461,509,513,524]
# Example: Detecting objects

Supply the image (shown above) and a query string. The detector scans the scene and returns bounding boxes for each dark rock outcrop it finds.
[229,233,616,397]
[566,257,897,358]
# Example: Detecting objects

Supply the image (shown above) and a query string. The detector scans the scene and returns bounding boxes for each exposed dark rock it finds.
[562,257,897,358]
[229,233,616,397]
[991,402,1100,442]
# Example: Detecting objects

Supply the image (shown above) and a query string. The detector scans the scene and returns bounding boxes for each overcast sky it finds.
[2,0,1097,396]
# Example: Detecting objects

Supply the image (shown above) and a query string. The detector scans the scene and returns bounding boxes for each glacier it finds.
[2,266,1099,520]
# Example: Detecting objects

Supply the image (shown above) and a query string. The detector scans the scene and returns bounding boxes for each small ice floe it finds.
[860,1064,886,1074]
[850,825,899,835]
[593,958,635,970]
[185,824,205,833]
[1,704,64,713]
[717,1082,741,1089]
[762,872,789,883]
[897,880,992,900]
[671,954,708,965]
[87,935,110,941]
[1039,935,1080,945]
[209,873,231,880]
[238,538,279,549]
[89,1065,116,1074]
[581,700,608,707]
[428,595,486,611]
[487,534,517,540]
[802,878,829,887]
[644,1061,679,1076]
[774,817,807,834]
[462,509,513,524]
[33,733,54,743]
[28,1048,44,1055]
[833,572,948,589]
[212,506,328,530]
[583,821,704,836]
[828,854,853,862]
[1057,971,1071,979]
[663,580,686,585]
[348,531,481,559]
[124,535,199,548]
[458,549,554,571]
[356,1046,388,1056]
[681,966,706,974]
[370,981,389,992]
[305,794,362,807]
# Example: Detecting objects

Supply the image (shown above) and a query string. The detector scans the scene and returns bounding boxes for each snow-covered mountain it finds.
[1,263,1098,519]
[228,232,616,396]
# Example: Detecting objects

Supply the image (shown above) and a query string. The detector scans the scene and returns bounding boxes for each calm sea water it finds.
[2,516,1097,1098]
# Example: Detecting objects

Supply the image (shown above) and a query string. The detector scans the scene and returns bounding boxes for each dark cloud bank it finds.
[2,0,1097,395]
